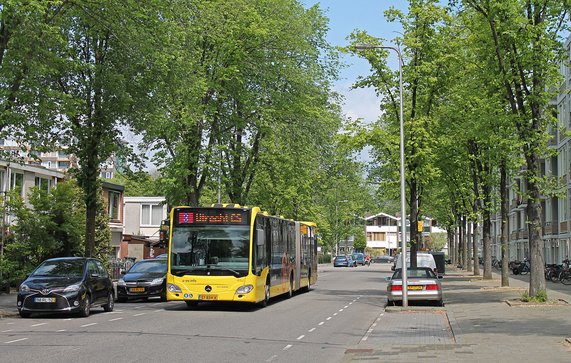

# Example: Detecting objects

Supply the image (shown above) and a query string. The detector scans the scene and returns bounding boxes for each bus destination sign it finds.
[175,208,249,226]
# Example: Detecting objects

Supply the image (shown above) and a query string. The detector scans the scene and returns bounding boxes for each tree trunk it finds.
[409,180,418,268]
[462,216,468,270]
[526,154,546,296]
[500,161,510,286]
[467,220,473,272]
[447,227,454,266]
[473,221,480,275]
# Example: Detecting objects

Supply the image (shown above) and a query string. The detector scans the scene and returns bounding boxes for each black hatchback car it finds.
[117,258,167,302]
[17,257,114,318]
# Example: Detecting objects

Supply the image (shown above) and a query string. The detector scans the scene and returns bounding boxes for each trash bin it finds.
[430,252,446,275]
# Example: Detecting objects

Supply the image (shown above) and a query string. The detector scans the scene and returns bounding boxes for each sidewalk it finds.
[0,287,17,318]
[343,267,571,362]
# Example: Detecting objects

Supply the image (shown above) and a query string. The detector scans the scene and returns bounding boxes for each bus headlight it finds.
[235,285,253,294]
[167,283,182,293]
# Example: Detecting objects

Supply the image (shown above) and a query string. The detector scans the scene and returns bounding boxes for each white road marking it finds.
[266,355,278,362]
[133,313,145,316]
[326,317,332,321]
[344,305,349,308]
[80,323,97,327]
[5,338,28,344]
[333,312,338,316]
[56,329,66,332]
[31,323,46,327]
[283,344,292,351]
[297,335,305,340]
[308,328,316,332]
[2,329,13,333]
[109,317,123,322]
[318,322,324,326]
[339,309,344,312]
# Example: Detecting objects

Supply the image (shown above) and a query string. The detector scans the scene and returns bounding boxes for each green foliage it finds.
[520,289,548,303]
[109,171,158,197]
[352,228,367,251]
[426,232,447,252]
[3,181,85,282]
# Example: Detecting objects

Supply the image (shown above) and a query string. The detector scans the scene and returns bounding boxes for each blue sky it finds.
[302,0,407,124]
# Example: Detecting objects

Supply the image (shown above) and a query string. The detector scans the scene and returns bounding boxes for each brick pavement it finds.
[343,268,571,363]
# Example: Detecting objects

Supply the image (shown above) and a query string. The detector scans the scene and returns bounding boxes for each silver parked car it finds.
[386,267,443,307]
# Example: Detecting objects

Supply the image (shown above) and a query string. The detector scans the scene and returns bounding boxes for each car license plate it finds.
[198,294,218,300]
[129,287,145,293]
[408,285,423,290]
[35,297,56,303]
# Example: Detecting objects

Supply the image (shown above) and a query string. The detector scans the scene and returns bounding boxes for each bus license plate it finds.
[129,287,145,293]
[35,297,56,303]
[198,294,218,300]
[408,285,423,290]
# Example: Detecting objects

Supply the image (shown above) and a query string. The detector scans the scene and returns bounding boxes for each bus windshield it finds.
[170,225,250,277]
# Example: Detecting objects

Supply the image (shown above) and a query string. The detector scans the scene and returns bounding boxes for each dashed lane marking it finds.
[283,344,292,351]
[297,335,305,340]
[31,323,46,327]
[5,338,28,344]
[80,323,97,328]
[109,317,123,322]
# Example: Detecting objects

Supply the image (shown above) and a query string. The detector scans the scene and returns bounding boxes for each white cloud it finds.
[335,81,382,124]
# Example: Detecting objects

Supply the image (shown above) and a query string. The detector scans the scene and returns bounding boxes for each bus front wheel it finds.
[259,282,270,307]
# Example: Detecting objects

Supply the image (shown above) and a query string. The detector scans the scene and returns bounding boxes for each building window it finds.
[108,191,120,221]
[141,204,163,226]
[58,161,70,169]
[34,177,51,192]
[10,172,23,195]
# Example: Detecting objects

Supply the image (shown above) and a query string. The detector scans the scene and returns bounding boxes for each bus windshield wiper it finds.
[171,268,201,276]
[207,266,242,277]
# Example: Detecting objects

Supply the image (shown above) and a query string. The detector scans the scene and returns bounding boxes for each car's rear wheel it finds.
[79,295,91,317]
[103,291,114,312]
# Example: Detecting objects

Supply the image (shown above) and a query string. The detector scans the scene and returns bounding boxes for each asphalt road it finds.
[0,263,393,363]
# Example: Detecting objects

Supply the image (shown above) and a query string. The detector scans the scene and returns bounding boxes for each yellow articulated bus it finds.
[163,204,317,307]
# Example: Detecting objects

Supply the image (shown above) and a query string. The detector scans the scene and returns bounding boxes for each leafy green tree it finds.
[4,181,85,280]
[134,0,339,211]
[459,0,570,298]
[347,0,450,267]
[1,1,171,257]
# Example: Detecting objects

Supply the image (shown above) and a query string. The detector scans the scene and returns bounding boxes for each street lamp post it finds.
[354,43,408,307]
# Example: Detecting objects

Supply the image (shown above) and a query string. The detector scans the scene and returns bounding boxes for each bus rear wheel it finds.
[287,276,293,299]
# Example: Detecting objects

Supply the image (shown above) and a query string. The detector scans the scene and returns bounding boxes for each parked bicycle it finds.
[545,263,563,283]
[511,258,530,275]
[492,256,501,270]
[559,259,571,285]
